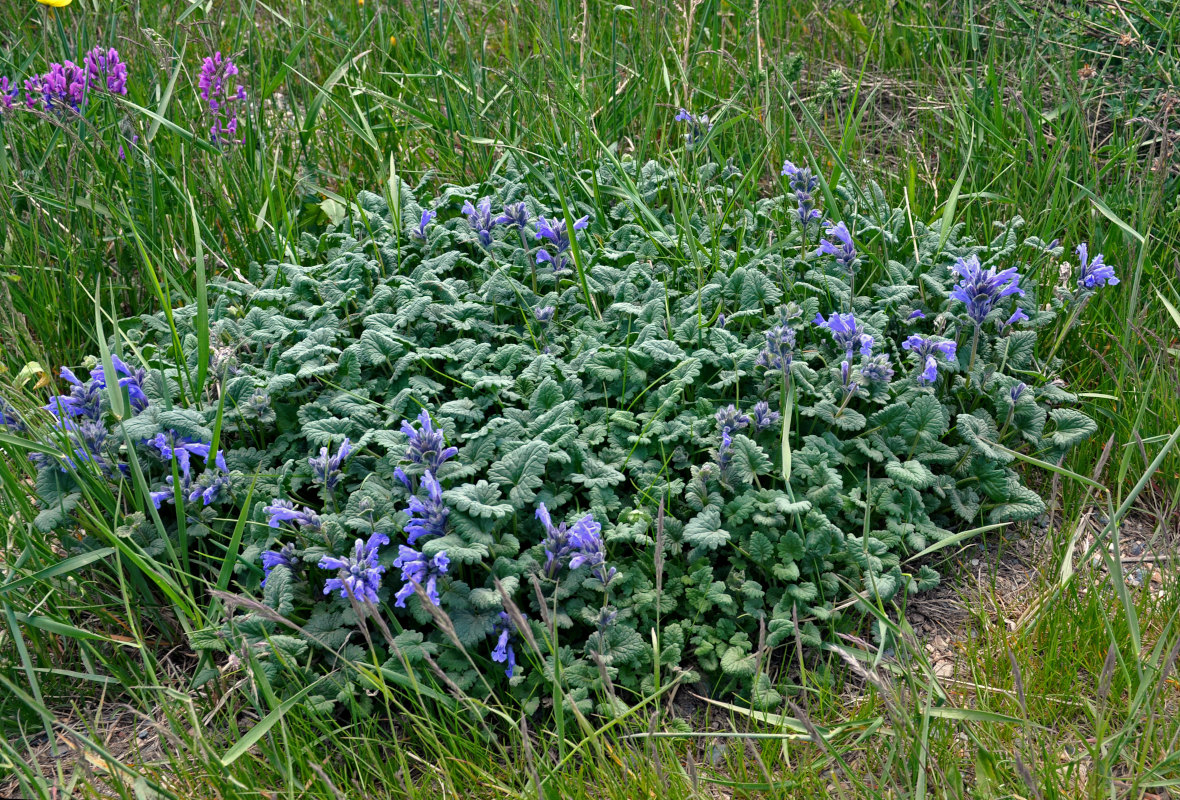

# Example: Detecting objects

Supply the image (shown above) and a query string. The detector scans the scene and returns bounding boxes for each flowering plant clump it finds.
[23,154,1106,716]
[197,51,247,144]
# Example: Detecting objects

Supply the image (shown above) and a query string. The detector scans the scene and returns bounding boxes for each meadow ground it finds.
[1,0,1179,797]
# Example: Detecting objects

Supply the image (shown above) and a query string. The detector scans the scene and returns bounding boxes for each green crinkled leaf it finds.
[1045,408,1097,452]
[488,439,550,508]
[682,506,730,552]
[885,459,935,489]
[158,408,212,443]
[445,481,513,519]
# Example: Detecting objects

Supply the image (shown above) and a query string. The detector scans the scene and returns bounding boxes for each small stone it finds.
[933,635,948,650]
[1151,570,1163,584]
[934,661,954,679]
[709,741,728,767]
[138,728,150,740]
[970,558,980,567]
[1128,542,1144,557]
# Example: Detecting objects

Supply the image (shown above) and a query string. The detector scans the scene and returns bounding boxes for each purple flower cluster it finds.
[84,47,129,95]
[404,471,448,545]
[715,404,751,436]
[319,532,390,605]
[462,198,497,246]
[411,209,436,240]
[536,214,590,273]
[756,323,797,376]
[674,108,713,146]
[1075,243,1118,290]
[949,255,1024,327]
[147,431,228,509]
[491,611,518,678]
[186,449,231,505]
[535,503,615,585]
[781,160,822,228]
[0,77,19,113]
[859,353,894,384]
[309,438,352,489]
[263,499,322,530]
[260,542,297,587]
[902,335,958,385]
[496,202,530,231]
[25,61,87,113]
[813,312,874,357]
[392,545,450,607]
[815,221,857,282]
[398,410,458,475]
[751,400,781,432]
[198,52,247,145]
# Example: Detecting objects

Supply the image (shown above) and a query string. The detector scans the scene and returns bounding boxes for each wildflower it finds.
[949,254,1024,327]
[198,52,247,144]
[716,313,726,328]
[0,398,24,431]
[859,352,894,384]
[391,545,449,607]
[535,214,590,273]
[263,499,322,530]
[536,503,609,582]
[495,202,530,231]
[150,473,193,509]
[751,400,781,432]
[756,323,797,375]
[491,611,519,678]
[567,514,616,586]
[187,450,231,505]
[534,305,556,325]
[461,198,497,246]
[44,367,103,421]
[90,355,150,411]
[815,221,857,279]
[1009,382,1027,405]
[148,432,212,478]
[400,409,458,473]
[715,404,751,436]
[0,77,18,112]
[84,47,128,95]
[814,312,874,357]
[902,335,957,384]
[309,438,352,489]
[404,471,448,545]
[37,0,73,6]
[117,132,139,162]
[840,360,857,393]
[411,209,435,240]
[781,160,822,227]
[718,429,733,477]
[62,419,117,475]
[674,108,712,146]
[1003,307,1029,329]
[319,532,391,604]
[908,309,926,321]
[260,542,297,587]
[1075,243,1118,290]
[25,61,87,112]
[320,535,389,604]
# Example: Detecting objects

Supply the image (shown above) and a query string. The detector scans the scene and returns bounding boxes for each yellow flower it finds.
[37,0,73,7]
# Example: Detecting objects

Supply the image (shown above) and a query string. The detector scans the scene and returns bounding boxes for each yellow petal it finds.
[37,0,74,6]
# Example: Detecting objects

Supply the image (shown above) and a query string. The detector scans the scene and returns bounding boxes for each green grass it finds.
[1,0,1178,796]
